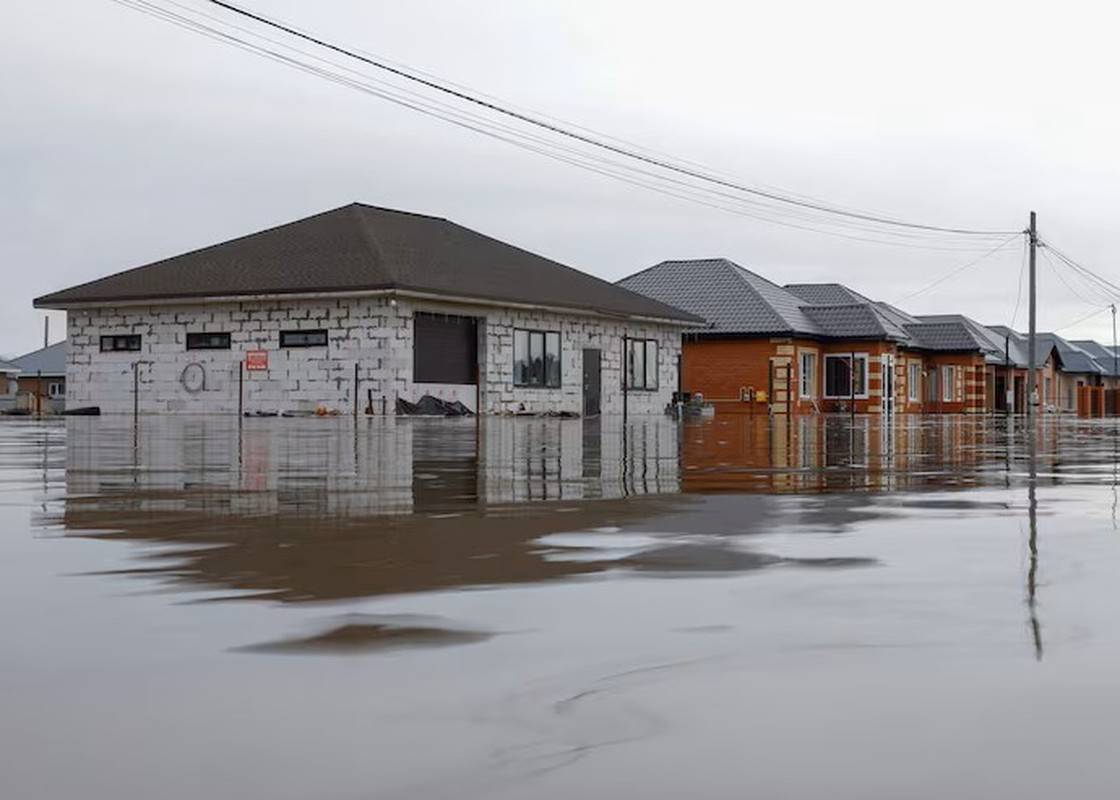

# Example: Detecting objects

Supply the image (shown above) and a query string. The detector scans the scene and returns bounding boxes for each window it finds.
[48,382,64,398]
[100,334,141,352]
[186,332,231,350]
[626,339,659,390]
[908,363,920,401]
[280,329,328,348]
[942,365,955,402]
[799,352,816,398]
[823,354,868,398]
[1044,376,1052,404]
[513,329,561,388]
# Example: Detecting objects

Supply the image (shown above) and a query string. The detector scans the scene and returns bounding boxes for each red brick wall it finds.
[681,337,818,414]
[923,354,987,413]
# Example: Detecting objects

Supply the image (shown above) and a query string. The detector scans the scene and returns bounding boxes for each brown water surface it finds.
[3,414,1120,799]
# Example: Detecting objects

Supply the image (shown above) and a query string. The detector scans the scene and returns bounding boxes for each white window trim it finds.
[941,365,955,402]
[907,363,920,402]
[799,351,816,399]
[823,353,870,400]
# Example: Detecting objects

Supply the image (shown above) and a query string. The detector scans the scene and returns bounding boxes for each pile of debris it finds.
[395,395,474,417]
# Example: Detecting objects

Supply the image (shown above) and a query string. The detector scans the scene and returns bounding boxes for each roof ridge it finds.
[350,202,448,222]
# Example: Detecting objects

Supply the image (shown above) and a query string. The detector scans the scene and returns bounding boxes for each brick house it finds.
[34,204,699,415]
[619,260,999,415]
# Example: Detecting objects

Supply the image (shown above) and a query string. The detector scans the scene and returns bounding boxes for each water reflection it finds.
[36,413,1110,613]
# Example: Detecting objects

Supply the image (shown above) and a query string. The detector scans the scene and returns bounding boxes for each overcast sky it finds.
[5,0,1120,356]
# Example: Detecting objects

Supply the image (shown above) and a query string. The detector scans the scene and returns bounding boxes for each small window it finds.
[100,334,141,352]
[280,329,328,348]
[513,329,561,388]
[48,382,64,398]
[627,339,659,390]
[942,365,955,402]
[186,332,231,350]
[799,352,816,398]
[907,363,920,401]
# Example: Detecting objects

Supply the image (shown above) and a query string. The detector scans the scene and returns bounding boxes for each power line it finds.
[1043,242,1120,300]
[901,234,1023,299]
[109,0,1015,251]
[1011,236,1028,328]
[1040,247,1099,306]
[1053,305,1112,332]
[186,0,1019,238]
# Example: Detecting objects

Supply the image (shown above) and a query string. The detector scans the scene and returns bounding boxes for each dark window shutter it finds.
[413,313,478,384]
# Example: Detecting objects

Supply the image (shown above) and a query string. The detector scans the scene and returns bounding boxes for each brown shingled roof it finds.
[35,203,700,323]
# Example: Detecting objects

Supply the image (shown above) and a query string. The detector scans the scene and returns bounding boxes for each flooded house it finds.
[990,328,1115,413]
[618,259,1001,415]
[33,203,699,416]
[0,359,20,411]
[8,341,66,414]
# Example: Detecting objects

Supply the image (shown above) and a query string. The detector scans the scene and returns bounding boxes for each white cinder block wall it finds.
[66,296,682,415]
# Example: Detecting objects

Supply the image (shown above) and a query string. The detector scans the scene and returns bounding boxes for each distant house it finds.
[34,204,699,415]
[0,359,20,407]
[989,328,1115,412]
[10,342,66,412]
[1069,339,1120,390]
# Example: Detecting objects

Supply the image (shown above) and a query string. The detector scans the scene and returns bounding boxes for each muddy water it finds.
[3,414,1120,799]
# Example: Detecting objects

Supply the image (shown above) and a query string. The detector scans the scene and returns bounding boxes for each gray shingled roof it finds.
[35,204,699,324]
[905,321,985,352]
[1070,340,1120,376]
[802,303,911,340]
[618,259,823,335]
[0,359,20,374]
[784,283,871,306]
[10,342,65,377]
[983,326,1108,373]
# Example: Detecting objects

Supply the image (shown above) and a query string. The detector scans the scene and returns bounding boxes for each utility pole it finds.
[1028,211,1038,416]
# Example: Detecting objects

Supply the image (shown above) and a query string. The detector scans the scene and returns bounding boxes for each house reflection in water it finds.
[46,413,1088,604]
[52,416,685,602]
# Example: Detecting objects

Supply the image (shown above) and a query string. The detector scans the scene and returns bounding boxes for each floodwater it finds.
[3,413,1120,799]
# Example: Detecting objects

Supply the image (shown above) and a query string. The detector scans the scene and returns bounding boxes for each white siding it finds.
[66,296,683,415]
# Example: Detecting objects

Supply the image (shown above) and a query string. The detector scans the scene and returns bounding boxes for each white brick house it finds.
[36,204,697,415]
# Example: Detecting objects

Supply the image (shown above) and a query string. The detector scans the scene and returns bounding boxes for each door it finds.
[582,348,601,417]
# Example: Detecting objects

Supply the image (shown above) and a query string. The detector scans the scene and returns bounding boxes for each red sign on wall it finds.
[245,350,269,371]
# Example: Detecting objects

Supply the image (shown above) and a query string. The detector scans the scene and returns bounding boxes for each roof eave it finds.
[38,286,700,326]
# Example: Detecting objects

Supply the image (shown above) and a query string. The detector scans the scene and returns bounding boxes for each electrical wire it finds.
[901,234,1024,299]
[1043,242,1120,301]
[1053,305,1113,333]
[1010,236,1028,329]
[109,0,1013,253]
[106,0,1019,252]
[1040,247,1100,306]
[113,0,1021,239]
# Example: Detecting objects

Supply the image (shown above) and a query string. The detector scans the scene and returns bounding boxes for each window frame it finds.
[907,363,921,402]
[942,365,955,402]
[799,351,816,399]
[513,328,562,389]
[279,329,328,349]
[186,331,232,351]
[100,334,141,353]
[823,353,869,399]
[47,382,64,398]
[626,338,659,391]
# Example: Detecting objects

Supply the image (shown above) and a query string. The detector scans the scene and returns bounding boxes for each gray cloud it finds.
[4,0,1120,356]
